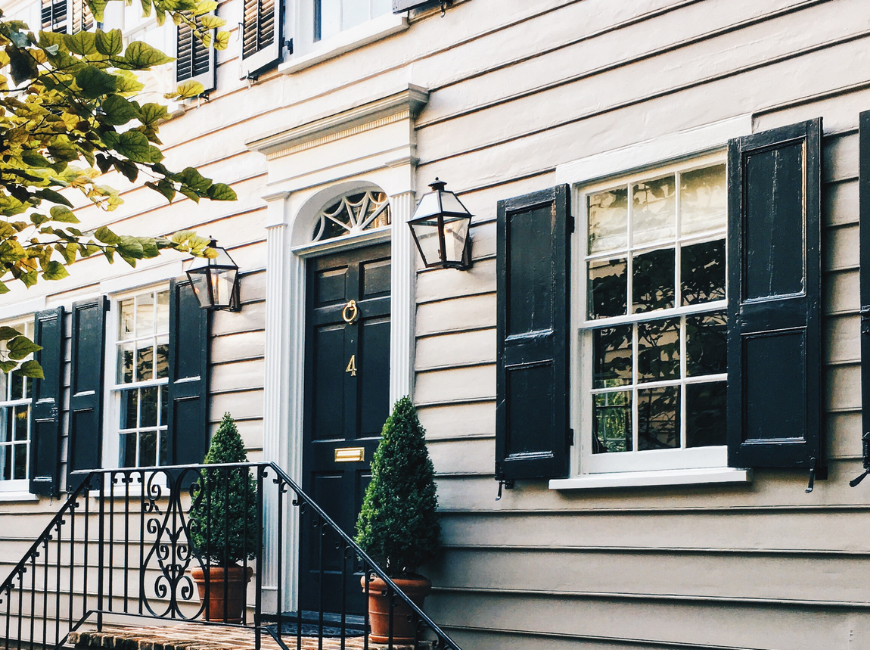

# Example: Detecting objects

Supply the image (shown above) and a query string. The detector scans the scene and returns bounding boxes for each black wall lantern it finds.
[408,178,473,270]
[185,239,241,312]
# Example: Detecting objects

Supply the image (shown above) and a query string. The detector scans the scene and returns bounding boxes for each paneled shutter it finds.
[726,119,823,472]
[41,0,68,32]
[858,111,870,482]
[495,185,571,482]
[167,278,210,468]
[68,297,108,492]
[240,0,281,78]
[176,16,216,93]
[30,308,64,496]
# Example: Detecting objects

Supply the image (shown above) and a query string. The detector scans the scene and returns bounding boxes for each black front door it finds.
[300,243,391,615]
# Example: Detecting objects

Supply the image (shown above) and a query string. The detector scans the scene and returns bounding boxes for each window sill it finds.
[549,468,752,491]
[280,14,409,75]
[0,491,39,503]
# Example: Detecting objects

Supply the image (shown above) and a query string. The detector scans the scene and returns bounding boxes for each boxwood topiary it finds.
[355,397,441,577]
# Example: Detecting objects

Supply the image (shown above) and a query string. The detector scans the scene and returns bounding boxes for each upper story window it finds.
[579,155,727,473]
[0,321,34,487]
[315,0,391,41]
[41,0,93,34]
[112,289,170,468]
[312,190,391,242]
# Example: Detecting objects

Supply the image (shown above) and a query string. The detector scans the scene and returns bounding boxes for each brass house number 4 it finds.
[346,355,357,377]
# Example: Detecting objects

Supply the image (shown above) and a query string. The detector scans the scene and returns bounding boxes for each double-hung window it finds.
[315,0,391,41]
[0,321,34,488]
[111,289,170,468]
[579,156,728,473]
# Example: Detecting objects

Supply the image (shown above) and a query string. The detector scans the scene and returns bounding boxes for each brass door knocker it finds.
[342,299,359,324]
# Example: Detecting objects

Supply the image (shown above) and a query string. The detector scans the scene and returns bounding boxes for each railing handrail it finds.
[56,462,463,650]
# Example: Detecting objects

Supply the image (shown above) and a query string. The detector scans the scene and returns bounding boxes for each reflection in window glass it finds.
[633,248,675,313]
[637,319,679,382]
[681,164,727,235]
[588,187,628,254]
[593,391,632,453]
[686,382,727,447]
[686,312,727,376]
[681,240,726,305]
[588,258,627,319]
[0,321,33,483]
[632,175,676,246]
[638,386,680,451]
[593,326,632,389]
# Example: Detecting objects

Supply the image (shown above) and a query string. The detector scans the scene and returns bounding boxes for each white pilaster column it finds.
[389,191,416,404]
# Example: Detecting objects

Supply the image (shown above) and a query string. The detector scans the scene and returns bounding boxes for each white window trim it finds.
[101,283,171,472]
[280,11,407,75]
[0,318,34,492]
[551,116,754,491]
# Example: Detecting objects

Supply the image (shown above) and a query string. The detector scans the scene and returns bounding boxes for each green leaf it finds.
[140,0,151,17]
[0,361,16,375]
[139,103,168,125]
[214,30,230,51]
[178,167,212,193]
[117,236,145,259]
[113,70,146,94]
[42,261,69,281]
[139,237,159,258]
[113,130,163,163]
[0,326,22,340]
[194,0,218,14]
[18,360,44,379]
[124,41,174,68]
[145,179,176,202]
[207,183,237,201]
[199,14,225,29]
[50,206,79,223]
[75,65,117,99]
[7,335,42,360]
[8,48,38,86]
[101,94,140,125]
[36,189,73,207]
[173,80,205,99]
[65,30,97,55]
[95,29,123,56]
[19,271,37,288]
[115,160,139,183]
[94,226,121,245]
[21,150,49,168]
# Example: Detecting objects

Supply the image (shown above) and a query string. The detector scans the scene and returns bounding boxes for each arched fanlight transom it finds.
[311,190,391,242]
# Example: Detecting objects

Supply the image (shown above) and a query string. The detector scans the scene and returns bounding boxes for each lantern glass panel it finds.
[187,269,213,309]
[210,267,237,308]
[439,192,468,215]
[442,214,469,264]
[413,193,442,220]
[411,217,443,267]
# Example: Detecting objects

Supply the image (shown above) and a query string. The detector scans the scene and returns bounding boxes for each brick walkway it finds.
[68,624,423,650]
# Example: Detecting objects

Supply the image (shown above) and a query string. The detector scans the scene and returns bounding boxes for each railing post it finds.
[97,474,105,632]
[255,467,264,650]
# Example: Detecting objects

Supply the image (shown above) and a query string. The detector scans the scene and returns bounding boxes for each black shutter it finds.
[727,119,823,471]
[858,111,870,481]
[30,308,64,496]
[41,0,68,32]
[495,185,571,482]
[176,15,216,93]
[68,297,108,492]
[167,278,210,467]
[240,0,281,78]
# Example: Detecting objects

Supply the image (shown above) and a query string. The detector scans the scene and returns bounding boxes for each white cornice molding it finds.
[246,85,429,159]
[0,296,46,321]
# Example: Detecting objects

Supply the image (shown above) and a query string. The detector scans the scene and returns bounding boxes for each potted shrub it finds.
[188,413,258,622]
[355,397,441,643]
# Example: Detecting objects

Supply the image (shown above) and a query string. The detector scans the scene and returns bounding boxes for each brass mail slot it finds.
[335,447,365,463]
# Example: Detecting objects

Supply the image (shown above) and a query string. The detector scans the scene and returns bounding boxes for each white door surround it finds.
[247,85,429,612]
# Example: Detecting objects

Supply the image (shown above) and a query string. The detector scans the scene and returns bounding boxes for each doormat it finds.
[265,621,365,638]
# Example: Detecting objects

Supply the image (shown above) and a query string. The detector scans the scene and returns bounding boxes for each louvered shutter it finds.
[71,0,94,33]
[726,119,823,471]
[240,0,282,78]
[495,185,571,482]
[41,0,68,33]
[176,16,216,93]
[167,278,210,468]
[68,297,108,492]
[30,308,64,496]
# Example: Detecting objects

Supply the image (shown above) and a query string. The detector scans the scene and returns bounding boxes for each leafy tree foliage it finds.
[0,0,235,375]
[355,397,441,577]
[188,413,258,566]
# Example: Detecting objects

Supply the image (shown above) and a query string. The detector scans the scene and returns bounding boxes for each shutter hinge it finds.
[806,457,817,493]
[495,466,514,501]
[568,428,574,447]
[861,306,870,334]
[850,432,870,487]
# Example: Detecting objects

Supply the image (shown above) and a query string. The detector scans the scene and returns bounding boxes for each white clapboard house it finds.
[0,0,869,648]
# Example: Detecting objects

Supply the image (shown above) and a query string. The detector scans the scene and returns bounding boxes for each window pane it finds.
[588,187,628,254]
[686,382,727,447]
[372,0,391,17]
[638,319,680,382]
[160,385,169,426]
[681,164,726,235]
[140,387,158,428]
[13,444,26,480]
[0,446,8,481]
[120,389,138,430]
[10,371,23,400]
[588,258,627,319]
[681,239,726,305]
[593,326,632,388]
[0,408,9,444]
[156,339,169,379]
[633,248,675,313]
[13,406,28,441]
[632,175,676,246]
[686,311,727,376]
[140,431,157,467]
[159,430,169,466]
[136,294,155,338]
[137,344,154,382]
[593,391,631,453]
[0,370,6,401]
[156,291,170,334]
[318,0,341,40]
[119,299,135,340]
[343,0,368,30]
[638,386,680,451]
[119,433,136,468]
[118,343,134,384]
[23,375,31,399]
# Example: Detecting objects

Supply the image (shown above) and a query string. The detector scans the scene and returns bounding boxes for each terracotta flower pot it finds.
[361,575,431,644]
[191,565,254,623]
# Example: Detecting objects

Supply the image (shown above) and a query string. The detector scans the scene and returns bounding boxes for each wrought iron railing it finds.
[0,462,461,650]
